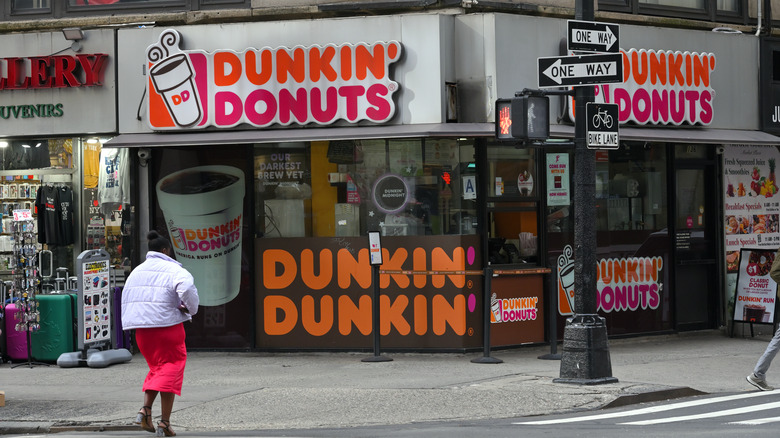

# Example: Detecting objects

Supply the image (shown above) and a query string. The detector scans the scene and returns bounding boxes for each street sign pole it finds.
[554,0,618,385]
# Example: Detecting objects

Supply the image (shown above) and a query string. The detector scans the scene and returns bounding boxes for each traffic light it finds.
[495,95,550,141]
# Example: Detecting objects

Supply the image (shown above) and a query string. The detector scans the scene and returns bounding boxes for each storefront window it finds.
[486,146,539,265]
[0,139,72,171]
[254,138,477,238]
[547,143,672,334]
[0,137,77,288]
[82,140,134,270]
[594,143,668,236]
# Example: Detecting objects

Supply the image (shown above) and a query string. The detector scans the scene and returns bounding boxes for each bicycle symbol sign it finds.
[586,103,619,150]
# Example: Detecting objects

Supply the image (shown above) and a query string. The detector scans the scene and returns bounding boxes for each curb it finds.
[0,422,137,435]
[603,387,707,409]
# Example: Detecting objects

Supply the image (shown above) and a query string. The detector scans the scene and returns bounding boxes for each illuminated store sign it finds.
[569,48,716,126]
[0,54,108,89]
[146,29,403,130]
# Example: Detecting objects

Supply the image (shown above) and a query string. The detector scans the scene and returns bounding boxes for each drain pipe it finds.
[756,0,762,36]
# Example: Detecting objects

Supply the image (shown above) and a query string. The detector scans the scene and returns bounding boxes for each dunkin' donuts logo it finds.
[169,216,241,258]
[568,48,716,125]
[146,29,402,130]
[557,244,664,315]
[490,293,539,324]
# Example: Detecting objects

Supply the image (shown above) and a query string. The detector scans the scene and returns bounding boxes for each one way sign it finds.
[568,20,620,53]
[537,53,623,88]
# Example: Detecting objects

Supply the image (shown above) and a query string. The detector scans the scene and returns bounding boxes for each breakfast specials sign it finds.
[723,145,780,273]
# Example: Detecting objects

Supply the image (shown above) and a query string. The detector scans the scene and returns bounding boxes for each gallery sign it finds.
[0,29,116,135]
[0,54,109,90]
[146,29,402,130]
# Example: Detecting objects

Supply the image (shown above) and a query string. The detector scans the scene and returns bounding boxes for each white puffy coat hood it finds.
[121,251,199,330]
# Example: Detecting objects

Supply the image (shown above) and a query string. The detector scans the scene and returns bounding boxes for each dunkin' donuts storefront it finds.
[110,15,498,351]
[482,13,779,336]
[109,12,779,351]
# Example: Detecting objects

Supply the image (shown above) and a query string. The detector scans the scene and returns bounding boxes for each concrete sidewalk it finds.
[0,328,775,434]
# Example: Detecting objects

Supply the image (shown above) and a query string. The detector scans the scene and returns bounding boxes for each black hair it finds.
[147,230,172,253]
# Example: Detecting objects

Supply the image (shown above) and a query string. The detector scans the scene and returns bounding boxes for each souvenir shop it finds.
[0,28,131,362]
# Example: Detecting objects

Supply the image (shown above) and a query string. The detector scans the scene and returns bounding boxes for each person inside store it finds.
[121,230,199,437]
[747,249,780,392]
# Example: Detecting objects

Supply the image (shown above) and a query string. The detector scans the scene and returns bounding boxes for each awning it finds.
[105,123,780,147]
[104,123,496,147]
[551,125,780,145]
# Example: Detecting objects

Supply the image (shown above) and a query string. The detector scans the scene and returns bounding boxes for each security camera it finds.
[716,146,725,155]
[138,148,151,166]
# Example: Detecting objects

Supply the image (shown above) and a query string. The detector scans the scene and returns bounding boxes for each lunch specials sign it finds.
[145,29,402,130]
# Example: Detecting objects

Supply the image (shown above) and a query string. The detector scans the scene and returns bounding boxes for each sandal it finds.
[134,406,155,433]
[156,419,176,437]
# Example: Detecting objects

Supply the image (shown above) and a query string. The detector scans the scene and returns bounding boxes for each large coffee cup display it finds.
[156,165,245,306]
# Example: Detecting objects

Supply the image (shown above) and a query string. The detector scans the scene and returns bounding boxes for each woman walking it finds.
[122,231,199,436]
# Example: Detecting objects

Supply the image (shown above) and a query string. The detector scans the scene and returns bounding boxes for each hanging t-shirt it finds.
[58,186,74,245]
[83,142,101,189]
[35,186,46,244]
[36,185,61,245]
[98,148,130,215]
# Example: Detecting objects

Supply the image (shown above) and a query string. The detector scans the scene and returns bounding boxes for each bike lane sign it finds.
[586,102,619,149]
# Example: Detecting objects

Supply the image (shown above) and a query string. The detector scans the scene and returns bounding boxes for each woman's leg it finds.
[144,389,159,408]
[160,391,175,421]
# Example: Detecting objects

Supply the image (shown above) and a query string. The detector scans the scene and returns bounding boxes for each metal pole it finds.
[362,265,392,362]
[554,0,617,384]
[472,267,503,364]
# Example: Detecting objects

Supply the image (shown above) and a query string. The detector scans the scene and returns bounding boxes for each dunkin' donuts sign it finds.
[569,48,717,125]
[146,29,402,130]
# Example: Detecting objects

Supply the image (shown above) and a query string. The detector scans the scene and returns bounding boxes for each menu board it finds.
[724,145,780,272]
[733,248,778,325]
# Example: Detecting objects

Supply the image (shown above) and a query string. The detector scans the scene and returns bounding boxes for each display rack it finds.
[9,214,47,368]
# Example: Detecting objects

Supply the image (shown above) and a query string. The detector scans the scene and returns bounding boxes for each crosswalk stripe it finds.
[729,417,780,425]
[514,391,778,425]
[620,400,780,425]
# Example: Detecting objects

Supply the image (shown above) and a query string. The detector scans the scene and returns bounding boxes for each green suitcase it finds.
[30,293,77,363]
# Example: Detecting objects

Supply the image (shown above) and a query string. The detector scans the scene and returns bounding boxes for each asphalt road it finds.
[4,390,780,438]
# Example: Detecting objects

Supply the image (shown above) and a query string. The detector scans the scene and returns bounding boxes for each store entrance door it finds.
[673,147,719,331]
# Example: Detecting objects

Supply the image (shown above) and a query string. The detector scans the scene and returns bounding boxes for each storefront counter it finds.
[488,265,550,347]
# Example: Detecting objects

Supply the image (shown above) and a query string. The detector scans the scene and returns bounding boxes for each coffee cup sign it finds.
[156,165,245,306]
[147,30,204,128]
[372,173,409,214]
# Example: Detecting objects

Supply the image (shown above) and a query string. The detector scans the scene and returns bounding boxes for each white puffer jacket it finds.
[121,251,199,330]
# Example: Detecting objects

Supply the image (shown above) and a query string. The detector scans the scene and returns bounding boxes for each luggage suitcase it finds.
[31,294,77,363]
[4,302,28,361]
[0,302,5,363]
[113,286,132,351]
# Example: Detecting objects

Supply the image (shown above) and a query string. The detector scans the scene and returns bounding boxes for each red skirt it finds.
[135,324,187,396]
